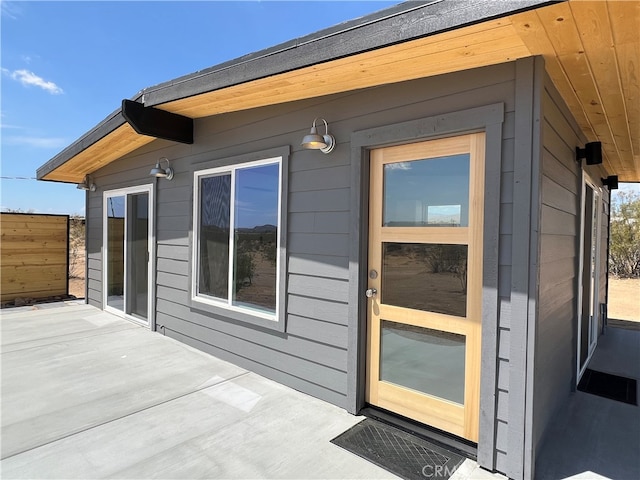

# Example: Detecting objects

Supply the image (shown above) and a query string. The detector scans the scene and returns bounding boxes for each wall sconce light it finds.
[150,157,174,180]
[576,141,602,165]
[601,175,619,190]
[77,175,96,192]
[301,118,336,154]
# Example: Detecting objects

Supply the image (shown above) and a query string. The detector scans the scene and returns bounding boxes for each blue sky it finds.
[1,0,398,215]
[1,1,638,216]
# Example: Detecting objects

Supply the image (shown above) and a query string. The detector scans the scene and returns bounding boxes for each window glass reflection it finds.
[106,195,125,311]
[382,243,468,317]
[199,174,231,300]
[233,163,279,313]
[381,321,465,404]
[383,155,470,227]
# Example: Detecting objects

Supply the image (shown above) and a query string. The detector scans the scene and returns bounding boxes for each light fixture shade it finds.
[301,118,335,154]
[150,162,167,177]
[576,141,602,165]
[301,132,327,149]
[150,158,174,180]
[602,175,619,190]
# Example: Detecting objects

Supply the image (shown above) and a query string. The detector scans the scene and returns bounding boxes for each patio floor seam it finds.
[1,371,251,462]
[1,325,140,354]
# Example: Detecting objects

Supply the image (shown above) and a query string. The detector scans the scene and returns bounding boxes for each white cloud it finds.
[4,136,67,149]
[0,110,21,129]
[4,69,63,95]
[385,162,412,170]
[1,1,21,20]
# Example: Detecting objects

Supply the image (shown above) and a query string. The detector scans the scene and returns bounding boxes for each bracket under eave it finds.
[122,99,193,144]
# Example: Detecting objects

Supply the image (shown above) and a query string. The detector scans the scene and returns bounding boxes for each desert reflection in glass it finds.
[198,163,279,314]
[106,195,125,311]
[382,243,468,317]
[232,164,279,313]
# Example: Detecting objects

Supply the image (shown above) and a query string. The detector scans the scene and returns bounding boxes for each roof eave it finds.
[142,0,558,107]
[37,0,560,182]
[36,108,126,181]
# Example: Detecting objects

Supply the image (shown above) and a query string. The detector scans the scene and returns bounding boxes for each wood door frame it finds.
[347,103,505,465]
[365,133,485,442]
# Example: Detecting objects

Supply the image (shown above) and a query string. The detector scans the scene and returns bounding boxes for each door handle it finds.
[365,288,377,298]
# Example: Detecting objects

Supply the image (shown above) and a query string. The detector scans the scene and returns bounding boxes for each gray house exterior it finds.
[38,1,638,479]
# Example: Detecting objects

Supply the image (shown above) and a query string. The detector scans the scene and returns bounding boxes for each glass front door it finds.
[366,133,485,442]
[104,186,152,325]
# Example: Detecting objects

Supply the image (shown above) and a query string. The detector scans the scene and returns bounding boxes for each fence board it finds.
[1,213,69,301]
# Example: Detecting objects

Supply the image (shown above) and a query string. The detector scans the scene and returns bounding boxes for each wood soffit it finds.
[43,0,639,183]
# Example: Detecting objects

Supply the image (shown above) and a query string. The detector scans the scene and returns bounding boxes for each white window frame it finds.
[192,156,283,323]
[102,183,154,329]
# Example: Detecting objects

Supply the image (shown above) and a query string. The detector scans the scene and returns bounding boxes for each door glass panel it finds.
[199,174,232,299]
[383,154,470,227]
[380,321,465,404]
[106,195,125,311]
[232,164,279,313]
[590,191,599,337]
[127,193,148,319]
[382,243,468,317]
[580,186,595,370]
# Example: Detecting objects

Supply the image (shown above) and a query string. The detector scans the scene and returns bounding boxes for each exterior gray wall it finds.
[530,71,610,477]
[84,60,537,477]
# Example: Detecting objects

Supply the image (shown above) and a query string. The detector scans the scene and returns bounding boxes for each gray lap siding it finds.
[530,72,610,476]
[86,61,519,470]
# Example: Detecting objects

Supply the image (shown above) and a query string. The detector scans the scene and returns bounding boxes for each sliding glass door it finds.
[104,185,153,326]
[578,177,601,379]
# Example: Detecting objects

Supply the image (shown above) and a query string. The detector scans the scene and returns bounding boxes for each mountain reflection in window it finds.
[232,164,279,313]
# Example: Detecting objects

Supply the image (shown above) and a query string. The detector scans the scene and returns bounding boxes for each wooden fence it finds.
[1,213,69,302]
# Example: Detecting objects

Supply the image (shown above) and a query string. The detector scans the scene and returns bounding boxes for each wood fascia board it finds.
[141,0,557,108]
[41,124,154,183]
[159,21,531,118]
[36,108,126,180]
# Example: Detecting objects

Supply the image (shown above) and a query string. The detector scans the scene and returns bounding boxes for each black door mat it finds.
[331,418,465,480]
[578,368,638,405]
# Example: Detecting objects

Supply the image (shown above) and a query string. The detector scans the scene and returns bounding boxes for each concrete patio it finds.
[2,301,637,479]
[0,301,498,480]
[535,322,640,479]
